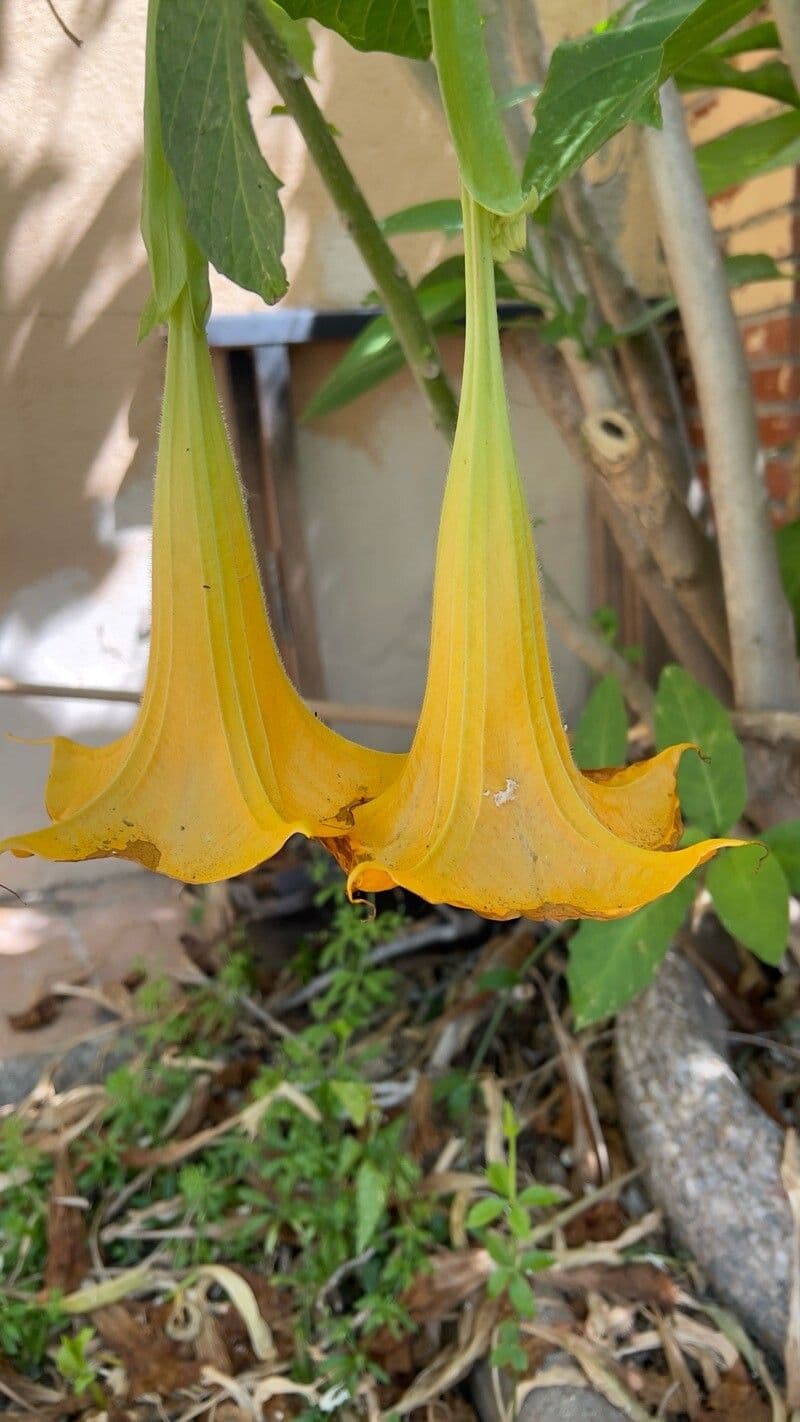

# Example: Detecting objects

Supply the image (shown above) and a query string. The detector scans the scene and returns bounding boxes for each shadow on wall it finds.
[0,157,155,594]
[0,0,165,886]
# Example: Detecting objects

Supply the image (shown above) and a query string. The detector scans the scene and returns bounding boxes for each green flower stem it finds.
[245,1,458,444]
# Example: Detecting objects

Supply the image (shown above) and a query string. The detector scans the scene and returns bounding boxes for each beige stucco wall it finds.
[0,0,592,892]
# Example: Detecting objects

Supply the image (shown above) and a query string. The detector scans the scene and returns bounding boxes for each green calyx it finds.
[430,0,537,248]
[139,0,210,340]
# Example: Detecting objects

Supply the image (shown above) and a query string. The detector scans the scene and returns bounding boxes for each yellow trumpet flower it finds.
[1,290,399,882]
[331,189,737,920]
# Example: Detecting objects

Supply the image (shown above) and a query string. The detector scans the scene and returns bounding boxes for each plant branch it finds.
[644,81,800,714]
[244,2,458,444]
[512,328,732,702]
[481,3,731,676]
[542,572,656,724]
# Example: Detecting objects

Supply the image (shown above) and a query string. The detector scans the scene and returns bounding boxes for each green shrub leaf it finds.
[761,820,800,895]
[380,199,463,239]
[696,110,800,197]
[706,845,789,965]
[567,876,697,1027]
[277,0,430,57]
[572,675,628,769]
[355,1160,388,1252]
[466,1196,505,1229]
[655,665,746,834]
[302,276,465,421]
[157,0,287,304]
[777,520,800,651]
[523,0,763,203]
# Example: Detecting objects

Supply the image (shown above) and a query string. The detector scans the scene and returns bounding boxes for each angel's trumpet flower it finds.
[1,290,399,882]
[331,189,738,920]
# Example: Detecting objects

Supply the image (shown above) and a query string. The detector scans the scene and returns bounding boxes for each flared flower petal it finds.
[334,190,739,920]
[2,291,400,882]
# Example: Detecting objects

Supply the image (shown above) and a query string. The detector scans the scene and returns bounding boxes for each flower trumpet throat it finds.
[333,189,739,920]
[1,290,399,882]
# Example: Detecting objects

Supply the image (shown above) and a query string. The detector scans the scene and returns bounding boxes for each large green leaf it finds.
[654,665,747,835]
[302,256,519,419]
[676,54,799,106]
[380,199,463,239]
[706,845,789,965]
[572,675,628,770]
[761,820,800,895]
[278,0,430,57]
[302,277,466,421]
[523,0,763,203]
[696,110,800,197]
[712,21,779,56]
[777,520,800,651]
[568,877,697,1027]
[660,0,767,69]
[157,0,287,304]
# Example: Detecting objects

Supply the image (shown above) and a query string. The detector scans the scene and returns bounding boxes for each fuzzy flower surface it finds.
[328,189,739,920]
[1,291,399,882]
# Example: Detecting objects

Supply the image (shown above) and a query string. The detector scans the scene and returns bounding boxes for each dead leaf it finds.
[406,1075,445,1163]
[563,1197,626,1246]
[697,1358,771,1421]
[551,1262,679,1308]
[94,1303,201,1399]
[8,995,62,1032]
[44,1152,89,1292]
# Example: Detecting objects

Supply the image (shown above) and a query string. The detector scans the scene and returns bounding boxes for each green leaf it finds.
[477,966,521,992]
[355,1160,388,1252]
[567,875,697,1028]
[777,520,800,652]
[519,1248,554,1272]
[466,1196,506,1229]
[486,1161,513,1198]
[706,845,789,965]
[486,1267,512,1297]
[329,1079,372,1127]
[507,1201,530,1239]
[302,276,465,421]
[761,820,800,894]
[523,0,763,202]
[486,1232,515,1268]
[655,665,747,834]
[277,0,430,57]
[660,0,767,70]
[712,21,779,57]
[507,1272,536,1318]
[572,675,628,770]
[380,199,463,239]
[430,0,528,217]
[723,252,785,285]
[258,0,315,76]
[676,54,799,107]
[518,1184,565,1208]
[157,0,287,304]
[696,110,800,197]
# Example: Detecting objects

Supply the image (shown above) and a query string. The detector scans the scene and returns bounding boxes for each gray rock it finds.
[0,1028,136,1106]
[471,1293,628,1422]
[615,951,791,1356]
